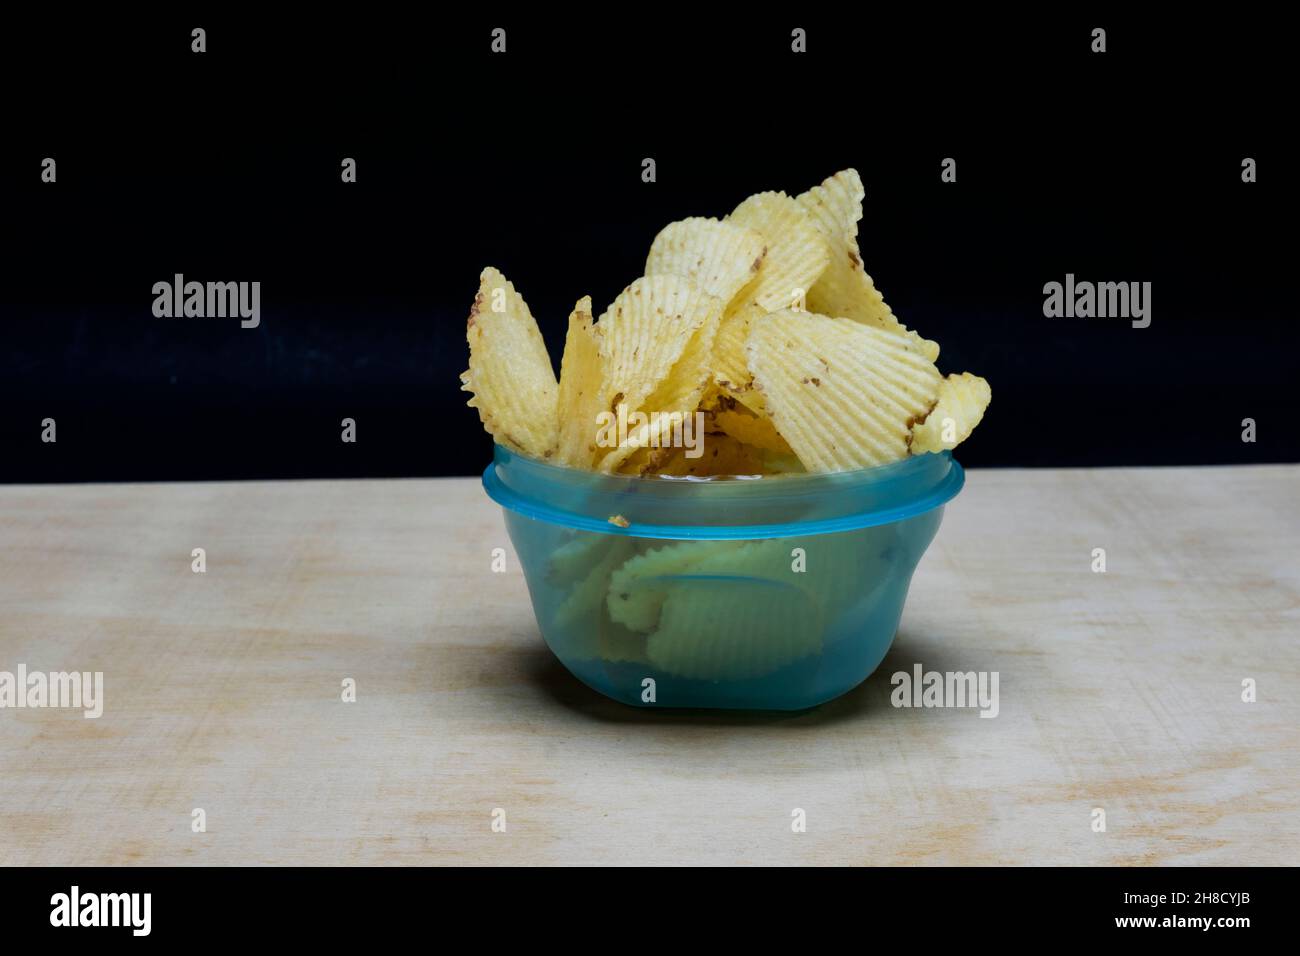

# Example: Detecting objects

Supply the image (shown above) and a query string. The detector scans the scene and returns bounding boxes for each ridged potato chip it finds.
[554,297,606,468]
[748,310,942,471]
[597,298,721,472]
[615,445,673,477]
[758,450,805,474]
[710,300,768,411]
[648,587,819,680]
[713,402,792,455]
[598,275,720,416]
[552,536,635,632]
[598,615,650,665]
[727,192,832,313]
[653,433,765,477]
[461,267,559,457]
[796,170,940,363]
[645,540,822,680]
[910,372,992,454]
[646,217,767,306]
[697,379,724,411]
[607,540,745,632]
[547,529,620,586]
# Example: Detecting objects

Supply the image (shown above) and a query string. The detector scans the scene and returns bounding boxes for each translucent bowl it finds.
[482,445,964,711]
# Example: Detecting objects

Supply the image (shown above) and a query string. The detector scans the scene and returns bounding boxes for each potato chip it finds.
[615,445,674,476]
[553,297,607,468]
[710,300,767,408]
[757,450,805,474]
[597,297,721,472]
[607,540,744,632]
[645,541,822,680]
[653,433,765,477]
[648,587,819,680]
[597,275,719,417]
[727,192,831,312]
[713,403,793,454]
[795,169,888,326]
[748,310,942,471]
[796,170,940,363]
[694,381,724,416]
[611,535,890,675]
[896,327,940,364]
[910,372,992,454]
[597,615,650,665]
[551,536,634,632]
[461,267,559,457]
[645,217,767,306]
[547,529,620,586]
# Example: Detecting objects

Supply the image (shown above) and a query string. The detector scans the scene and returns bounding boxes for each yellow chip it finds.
[547,530,620,586]
[613,535,888,675]
[796,170,939,363]
[638,534,903,679]
[896,327,940,364]
[597,298,721,472]
[910,372,992,454]
[727,191,831,312]
[796,170,885,321]
[553,296,607,468]
[645,541,822,680]
[645,217,767,306]
[607,540,744,632]
[653,433,765,477]
[461,267,559,458]
[597,275,719,417]
[758,450,805,474]
[710,300,766,406]
[748,310,942,471]
[648,587,819,680]
[551,536,634,632]
[597,615,650,665]
[713,404,792,454]
[697,379,724,411]
[617,421,771,477]
[614,444,676,476]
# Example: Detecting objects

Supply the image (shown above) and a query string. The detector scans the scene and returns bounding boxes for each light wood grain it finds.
[1,466,1297,865]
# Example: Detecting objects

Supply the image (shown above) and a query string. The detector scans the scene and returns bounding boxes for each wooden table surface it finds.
[1,465,1296,866]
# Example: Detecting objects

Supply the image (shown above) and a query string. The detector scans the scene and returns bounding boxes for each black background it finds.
[2,11,1295,482]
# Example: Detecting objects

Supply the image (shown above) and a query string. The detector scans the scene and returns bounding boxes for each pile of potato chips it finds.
[462,169,990,476]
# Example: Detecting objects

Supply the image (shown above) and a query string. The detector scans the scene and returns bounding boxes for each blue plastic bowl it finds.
[483,445,964,711]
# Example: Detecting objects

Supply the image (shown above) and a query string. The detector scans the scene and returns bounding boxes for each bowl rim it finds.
[482,445,965,539]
